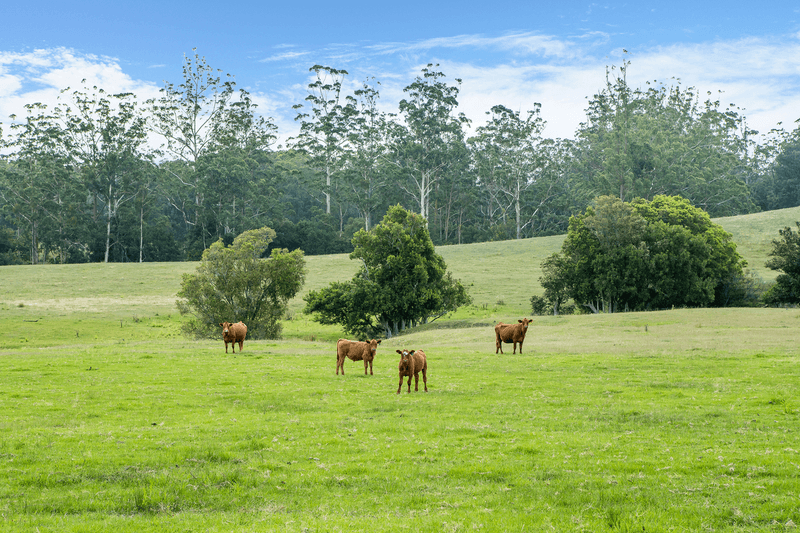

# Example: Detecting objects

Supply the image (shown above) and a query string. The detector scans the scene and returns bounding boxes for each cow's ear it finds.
[377,339,382,344]
[518,319,523,323]
[396,350,402,354]
[410,350,415,355]
[219,322,224,326]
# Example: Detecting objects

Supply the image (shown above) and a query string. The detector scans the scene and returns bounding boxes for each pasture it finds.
[1,206,800,531]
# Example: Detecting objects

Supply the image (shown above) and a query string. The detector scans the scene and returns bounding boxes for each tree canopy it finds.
[763,222,800,305]
[303,205,471,338]
[177,227,306,338]
[2,55,798,265]
[541,195,746,313]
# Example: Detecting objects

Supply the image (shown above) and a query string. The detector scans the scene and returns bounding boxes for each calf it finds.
[336,338,381,375]
[494,318,532,354]
[220,321,247,353]
[396,349,428,394]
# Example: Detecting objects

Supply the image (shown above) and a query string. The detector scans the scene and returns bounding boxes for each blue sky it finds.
[1,1,799,144]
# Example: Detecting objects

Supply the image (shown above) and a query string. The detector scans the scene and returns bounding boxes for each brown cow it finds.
[396,349,428,394]
[220,321,247,353]
[495,318,532,354]
[336,338,381,375]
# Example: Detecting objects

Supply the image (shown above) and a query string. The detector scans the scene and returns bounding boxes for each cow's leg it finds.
[238,340,244,352]
[225,341,229,353]
[518,341,523,354]
[397,375,403,394]
[495,335,502,354]
[413,371,419,392]
[337,356,344,375]
[421,368,428,392]
[407,375,412,393]
[364,359,369,375]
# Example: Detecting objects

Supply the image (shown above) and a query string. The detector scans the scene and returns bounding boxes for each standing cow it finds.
[336,338,381,375]
[396,349,428,393]
[220,321,247,353]
[495,318,532,354]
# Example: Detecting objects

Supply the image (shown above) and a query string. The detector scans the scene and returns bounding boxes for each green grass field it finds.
[1,206,800,531]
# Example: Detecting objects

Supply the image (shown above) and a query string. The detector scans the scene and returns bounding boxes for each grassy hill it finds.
[1,205,798,320]
[1,207,800,531]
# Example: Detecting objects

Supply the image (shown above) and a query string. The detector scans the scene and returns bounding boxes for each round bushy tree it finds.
[304,205,471,338]
[541,195,746,312]
[177,227,306,338]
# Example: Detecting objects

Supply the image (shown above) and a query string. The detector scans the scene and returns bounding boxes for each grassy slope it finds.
[4,205,797,318]
[1,206,800,531]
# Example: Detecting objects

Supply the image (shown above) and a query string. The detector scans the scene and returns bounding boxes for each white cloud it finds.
[2,34,799,150]
[0,48,160,126]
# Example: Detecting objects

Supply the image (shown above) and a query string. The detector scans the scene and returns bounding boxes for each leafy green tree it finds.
[763,222,800,305]
[304,205,471,338]
[542,195,745,312]
[0,103,88,264]
[576,59,757,216]
[292,65,349,219]
[390,65,469,221]
[177,227,306,338]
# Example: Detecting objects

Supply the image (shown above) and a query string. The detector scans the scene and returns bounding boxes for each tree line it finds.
[1,53,799,265]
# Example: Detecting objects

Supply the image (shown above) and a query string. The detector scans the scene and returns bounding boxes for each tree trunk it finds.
[139,205,144,263]
[104,185,112,263]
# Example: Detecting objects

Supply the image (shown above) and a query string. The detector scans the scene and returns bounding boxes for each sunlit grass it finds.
[1,206,800,531]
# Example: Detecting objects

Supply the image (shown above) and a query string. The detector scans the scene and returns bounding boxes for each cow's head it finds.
[396,348,415,367]
[518,318,532,329]
[369,339,382,353]
[220,322,233,334]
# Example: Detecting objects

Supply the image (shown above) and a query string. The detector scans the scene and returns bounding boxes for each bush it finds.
[177,227,306,339]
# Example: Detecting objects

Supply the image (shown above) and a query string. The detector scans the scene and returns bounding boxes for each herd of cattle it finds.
[219,317,533,394]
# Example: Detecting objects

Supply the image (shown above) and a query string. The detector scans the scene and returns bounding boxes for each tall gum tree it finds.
[392,64,469,221]
[292,65,349,221]
[470,104,552,240]
[576,59,757,216]
[58,84,151,263]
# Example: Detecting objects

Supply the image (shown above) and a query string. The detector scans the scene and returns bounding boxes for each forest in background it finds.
[1,52,799,265]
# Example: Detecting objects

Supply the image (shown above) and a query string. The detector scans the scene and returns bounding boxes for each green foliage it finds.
[0,226,23,265]
[177,227,306,338]
[544,195,746,312]
[575,59,757,216]
[763,222,800,304]
[304,205,471,338]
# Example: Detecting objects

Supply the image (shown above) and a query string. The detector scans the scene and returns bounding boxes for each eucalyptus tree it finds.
[752,122,800,210]
[470,104,555,240]
[576,60,757,216]
[340,78,391,231]
[147,50,278,254]
[59,84,152,262]
[390,64,469,220]
[147,50,236,235]
[0,103,85,264]
[292,65,349,219]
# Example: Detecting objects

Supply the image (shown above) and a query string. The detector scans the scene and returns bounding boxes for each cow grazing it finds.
[220,321,247,353]
[396,349,428,394]
[336,338,381,375]
[495,318,532,354]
